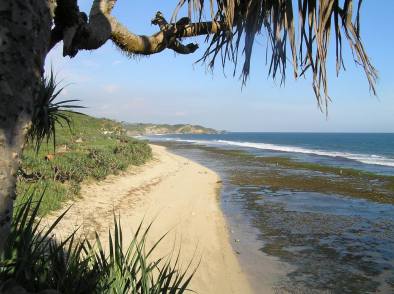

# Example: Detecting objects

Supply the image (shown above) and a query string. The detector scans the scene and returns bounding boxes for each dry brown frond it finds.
[174,0,377,110]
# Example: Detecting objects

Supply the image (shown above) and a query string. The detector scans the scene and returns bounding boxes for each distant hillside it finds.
[124,123,221,136]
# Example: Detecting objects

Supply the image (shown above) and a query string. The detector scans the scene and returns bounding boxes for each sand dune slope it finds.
[44,144,253,294]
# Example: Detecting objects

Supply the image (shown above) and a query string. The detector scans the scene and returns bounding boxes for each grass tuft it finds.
[1,193,196,293]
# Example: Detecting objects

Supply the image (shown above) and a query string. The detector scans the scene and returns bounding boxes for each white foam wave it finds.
[165,138,394,168]
[216,140,394,167]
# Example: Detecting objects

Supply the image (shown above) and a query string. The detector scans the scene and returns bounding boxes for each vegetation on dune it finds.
[0,194,195,293]
[17,112,152,216]
[1,74,192,293]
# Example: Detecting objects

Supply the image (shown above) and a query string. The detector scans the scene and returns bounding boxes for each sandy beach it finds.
[44,144,253,294]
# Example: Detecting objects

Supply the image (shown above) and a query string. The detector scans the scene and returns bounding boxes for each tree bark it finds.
[0,0,222,250]
[48,0,228,58]
[0,0,51,249]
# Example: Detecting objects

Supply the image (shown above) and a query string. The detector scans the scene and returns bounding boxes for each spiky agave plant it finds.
[0,192,110,293]
[27,69,84,152]
[0,193,197,293]
[88,218,197,293]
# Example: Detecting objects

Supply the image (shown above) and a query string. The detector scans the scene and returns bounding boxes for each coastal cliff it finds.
[124,123,221,136]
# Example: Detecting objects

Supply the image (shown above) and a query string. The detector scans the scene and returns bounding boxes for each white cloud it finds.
[103,84,120,94]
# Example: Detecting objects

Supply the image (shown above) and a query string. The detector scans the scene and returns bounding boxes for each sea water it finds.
[147,132,394,174]
[145,133,394,293]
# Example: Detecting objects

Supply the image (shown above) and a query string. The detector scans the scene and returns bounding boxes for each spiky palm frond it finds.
[87,218,197,293]
[27,69,84,152]
[175,0,377,109]
[0,192,197,293]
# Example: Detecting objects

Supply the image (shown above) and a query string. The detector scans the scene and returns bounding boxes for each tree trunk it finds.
[0,0,51,249]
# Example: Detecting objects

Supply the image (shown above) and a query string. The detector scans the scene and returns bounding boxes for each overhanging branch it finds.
[49,0,227,57]
[111,11,225,55]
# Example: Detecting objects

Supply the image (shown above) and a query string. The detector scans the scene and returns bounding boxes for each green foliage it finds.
[27,69,84,152]
[18,113,152,216]
[0,194,196,293]
[88,219,197,293]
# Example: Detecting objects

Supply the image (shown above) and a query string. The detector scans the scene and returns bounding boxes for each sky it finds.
[47,1,394,132]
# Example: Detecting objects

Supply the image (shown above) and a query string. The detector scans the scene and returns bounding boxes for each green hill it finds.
[17,113,152,215]
[124,123,221,136]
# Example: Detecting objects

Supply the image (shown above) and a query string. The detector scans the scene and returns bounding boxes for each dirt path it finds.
[44,144,254,294]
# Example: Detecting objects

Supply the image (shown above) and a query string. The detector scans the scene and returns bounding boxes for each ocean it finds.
[147,132,394,175]
[144,133,394,293]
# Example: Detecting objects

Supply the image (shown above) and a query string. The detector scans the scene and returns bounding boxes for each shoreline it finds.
[157,140,394,293]
[44,144,254,293]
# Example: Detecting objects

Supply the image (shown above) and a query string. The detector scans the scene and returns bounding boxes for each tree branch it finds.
[109,11,226,55]
[49,0,227,57]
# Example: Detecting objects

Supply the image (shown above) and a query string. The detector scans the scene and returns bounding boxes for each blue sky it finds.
[47,1,394,132]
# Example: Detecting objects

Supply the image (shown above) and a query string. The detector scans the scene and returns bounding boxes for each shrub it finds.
[17,113,153,216]
[1,193,196,293]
